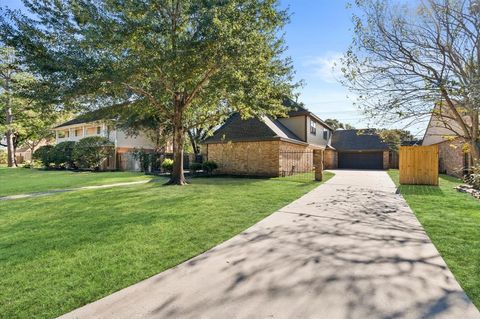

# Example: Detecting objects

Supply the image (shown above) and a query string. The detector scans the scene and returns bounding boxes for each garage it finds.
[338,151,384,169]
[329,129,390,170]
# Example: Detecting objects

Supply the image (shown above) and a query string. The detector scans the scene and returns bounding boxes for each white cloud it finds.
[303,52,344,84]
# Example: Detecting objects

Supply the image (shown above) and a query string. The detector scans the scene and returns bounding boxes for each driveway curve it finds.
[60,170,479,319]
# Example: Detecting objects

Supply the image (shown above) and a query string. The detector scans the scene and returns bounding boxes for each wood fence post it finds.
[313,149,324,181]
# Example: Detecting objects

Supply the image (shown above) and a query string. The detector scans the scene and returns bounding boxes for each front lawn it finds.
[388,170,480,309]
[0,172,333,319]
[0,167,152,196]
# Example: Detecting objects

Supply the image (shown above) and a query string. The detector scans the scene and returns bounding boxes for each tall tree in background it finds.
[324,118,355,131]
[1,0,296,184]
[342,0,480,164]
[0,47,18,167]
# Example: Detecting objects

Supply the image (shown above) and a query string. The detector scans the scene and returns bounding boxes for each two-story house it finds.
[53,112,172,171]
[202,101,334,177]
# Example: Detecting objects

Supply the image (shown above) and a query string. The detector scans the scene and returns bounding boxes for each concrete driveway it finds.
[60,170,479,319]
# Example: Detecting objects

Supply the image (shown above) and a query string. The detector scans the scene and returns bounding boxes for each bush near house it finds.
[0,150,6,165]
[202,161,218,174]
[33,145,55,168]
[189,162,203,175]
[72,137,114,170]
[52,141,76,169]
[161,158,174,173]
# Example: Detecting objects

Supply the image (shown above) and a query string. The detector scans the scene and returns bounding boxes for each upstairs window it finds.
[310,121,316,135]
[323,130,329,140]
[97,126,101,134]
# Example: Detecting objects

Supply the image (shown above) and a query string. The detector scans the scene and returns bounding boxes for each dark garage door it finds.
[338,152,384,169]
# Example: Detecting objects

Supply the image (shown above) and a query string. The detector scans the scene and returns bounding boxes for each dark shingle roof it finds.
[331,129,389,151]
[54,106,119,129]
[203,113,304,144]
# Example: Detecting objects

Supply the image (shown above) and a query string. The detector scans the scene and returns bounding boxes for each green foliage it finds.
[72,137,114,170]
[0,150,6,164]
[161,158,174,173]
[2,0,298,183]
[189,162,203,174]
[324,119,355,131]
[33,145,55,168]
[202,161,218,174]
[52,141,76,168]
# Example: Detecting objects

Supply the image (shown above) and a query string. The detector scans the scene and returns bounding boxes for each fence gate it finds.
[399,145,439,185]
[278,150,315,182]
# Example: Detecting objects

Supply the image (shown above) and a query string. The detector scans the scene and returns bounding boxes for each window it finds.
[58,131,66,138]
[310,121,316,135]
[323,130,328,140]
[97,126,101,134]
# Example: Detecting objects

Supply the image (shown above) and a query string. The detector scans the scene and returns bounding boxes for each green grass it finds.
[0,167,152,196]
[388,170,480,309]
[0,172,333,319]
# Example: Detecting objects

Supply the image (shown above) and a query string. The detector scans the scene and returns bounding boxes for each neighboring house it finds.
[203,101,391,177]
[54,113,172,171]
[325,129,390,170]
[15,140,49,164]
[422,103,472,177]
[203,102,333,177]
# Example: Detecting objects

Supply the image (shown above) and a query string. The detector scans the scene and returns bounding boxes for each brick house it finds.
[422,103,473,177]
[203,102,391,176]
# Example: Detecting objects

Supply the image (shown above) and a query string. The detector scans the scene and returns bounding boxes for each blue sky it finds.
[2,0,426,136]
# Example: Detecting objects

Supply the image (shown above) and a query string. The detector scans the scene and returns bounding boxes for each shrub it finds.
[72,136,114,170]
[33,145,55,168]
[52,141,76,168]
[202,160,218,174]
[161,158,174,173]
[0,150,6,165]
[189,162,203,174]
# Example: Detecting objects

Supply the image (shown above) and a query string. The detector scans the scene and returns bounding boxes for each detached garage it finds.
[326,129,390,170]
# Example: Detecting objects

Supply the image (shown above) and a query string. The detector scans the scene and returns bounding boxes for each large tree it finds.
[1,0,296,184]
[0,47,18,167]
[342,0,480,165]
[0,47,58,166]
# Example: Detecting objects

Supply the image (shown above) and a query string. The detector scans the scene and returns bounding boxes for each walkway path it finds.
[0,180,151,201]
[59,170,479,319]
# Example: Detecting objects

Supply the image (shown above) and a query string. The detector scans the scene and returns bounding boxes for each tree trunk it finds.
[5,76,15,167]
[167,99,187,185]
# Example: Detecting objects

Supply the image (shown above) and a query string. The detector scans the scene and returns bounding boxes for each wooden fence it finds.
[399,145,439,186]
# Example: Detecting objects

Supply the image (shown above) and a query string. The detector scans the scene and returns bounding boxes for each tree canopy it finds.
[342,0,480,164]
[1,0,297,183]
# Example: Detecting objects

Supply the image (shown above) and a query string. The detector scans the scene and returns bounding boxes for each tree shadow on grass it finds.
[67,184,479,319]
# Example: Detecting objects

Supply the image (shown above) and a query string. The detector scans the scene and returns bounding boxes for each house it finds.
[422,103,473,177]
[325,129,390,170]
[53,111,172,171]
[203,101,391,177]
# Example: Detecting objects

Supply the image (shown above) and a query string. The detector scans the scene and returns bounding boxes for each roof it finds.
[54,106,119,129]
[203,113,305,144]
[331,129,389,151]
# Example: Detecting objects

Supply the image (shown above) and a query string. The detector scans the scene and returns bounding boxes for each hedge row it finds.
[33,136,114,170]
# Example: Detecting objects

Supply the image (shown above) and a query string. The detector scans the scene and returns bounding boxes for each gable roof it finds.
[203,113,305,144]
[54,106,120,129]
[331,129,389,151]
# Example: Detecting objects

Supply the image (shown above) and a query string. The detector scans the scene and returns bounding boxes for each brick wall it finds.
[324,149,338,169]
[438,139,466,177]
[383,150,390,169]
[206,141,281,176]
